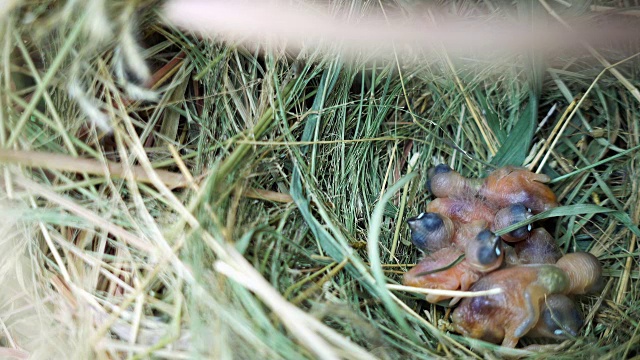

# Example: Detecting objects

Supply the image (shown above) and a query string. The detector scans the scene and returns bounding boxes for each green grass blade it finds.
[494,204,640,239]
[490,92,537,167]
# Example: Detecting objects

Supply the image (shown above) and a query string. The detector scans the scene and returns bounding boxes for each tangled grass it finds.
[1,1,639,359]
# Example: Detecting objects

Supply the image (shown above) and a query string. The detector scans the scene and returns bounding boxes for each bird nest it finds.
[1,1,639,359]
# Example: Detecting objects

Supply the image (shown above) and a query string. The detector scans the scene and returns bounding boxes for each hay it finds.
[1,1,639,359]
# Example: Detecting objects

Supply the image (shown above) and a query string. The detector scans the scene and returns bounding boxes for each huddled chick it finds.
[403,164,602,348]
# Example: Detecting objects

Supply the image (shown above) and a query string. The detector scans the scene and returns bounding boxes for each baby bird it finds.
[426,164,482,198]
[403,228,503,304]
[514,228,562,265]
[555,252,603,294]
[407,212,455,252]
[451,264,570,347]
[526,294,584,340]
[479,166,558,214]
[426,197,497,224]
[492,204,533,242]
[403,246,480,304]
[451,252,601,347]
[425,165,558,214]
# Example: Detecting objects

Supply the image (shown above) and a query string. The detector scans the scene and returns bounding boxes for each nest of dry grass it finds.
[1,1,639,359]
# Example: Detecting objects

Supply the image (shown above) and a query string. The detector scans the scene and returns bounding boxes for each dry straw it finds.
[1,0,639,358]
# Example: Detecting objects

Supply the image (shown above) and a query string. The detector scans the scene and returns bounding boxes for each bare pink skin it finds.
[403,247,480,304]
[451,220,488,249]
[491,204,532,242]
[555,252,603,294]
[515,228,562,265]
[426,198,497,224]
[451,265,569,348]
[428,170,482,198]
[479,167,558,214]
